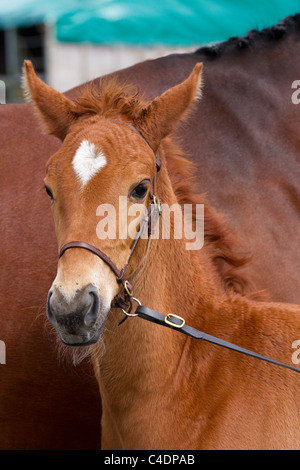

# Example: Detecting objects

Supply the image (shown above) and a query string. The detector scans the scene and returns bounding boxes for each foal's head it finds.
[24,60,202,345]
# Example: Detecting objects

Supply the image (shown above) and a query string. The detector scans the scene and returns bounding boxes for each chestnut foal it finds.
[24,60,300,450]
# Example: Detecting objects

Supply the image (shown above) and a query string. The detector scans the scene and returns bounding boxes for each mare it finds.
[23,56,300,450]
[1,14,300,448]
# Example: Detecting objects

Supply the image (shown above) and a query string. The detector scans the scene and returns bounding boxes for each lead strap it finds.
[135,305,300,374]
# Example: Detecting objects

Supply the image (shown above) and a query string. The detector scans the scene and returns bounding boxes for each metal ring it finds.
[121,297,141,317]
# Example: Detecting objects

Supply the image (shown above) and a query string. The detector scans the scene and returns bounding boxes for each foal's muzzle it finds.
[47,283,102,345]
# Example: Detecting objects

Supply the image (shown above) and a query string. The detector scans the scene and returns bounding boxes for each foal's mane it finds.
[74,77,145,120]
[196,13,300,59]
[73,79,253,296]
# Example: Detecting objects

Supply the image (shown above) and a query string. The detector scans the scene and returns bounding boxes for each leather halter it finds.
[59,122,161,311]
[58,122,300,374]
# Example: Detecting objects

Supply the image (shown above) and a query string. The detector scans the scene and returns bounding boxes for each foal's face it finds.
[23,59,202,345]
[45,117,155,345]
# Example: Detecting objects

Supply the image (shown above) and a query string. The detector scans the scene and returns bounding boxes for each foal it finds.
[24,60,300,450]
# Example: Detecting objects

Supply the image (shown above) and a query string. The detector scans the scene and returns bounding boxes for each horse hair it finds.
[195,13,300,59]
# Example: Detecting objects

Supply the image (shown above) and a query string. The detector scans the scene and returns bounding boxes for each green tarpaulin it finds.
[0,0,299,46]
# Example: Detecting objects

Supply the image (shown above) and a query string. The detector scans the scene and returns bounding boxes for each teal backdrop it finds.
[0,0,299,45]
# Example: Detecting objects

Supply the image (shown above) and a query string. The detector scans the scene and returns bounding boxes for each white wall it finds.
[46,26,195,92]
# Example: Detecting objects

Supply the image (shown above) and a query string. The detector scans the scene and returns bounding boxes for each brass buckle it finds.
[124,280,133,297]
[164,313,185,329]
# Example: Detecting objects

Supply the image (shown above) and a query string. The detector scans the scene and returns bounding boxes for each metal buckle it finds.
[152,195,162,215]
[164,313,185,329]
[124,280,133,297]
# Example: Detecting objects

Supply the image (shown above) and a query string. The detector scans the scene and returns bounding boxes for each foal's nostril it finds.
[84,290,100,327]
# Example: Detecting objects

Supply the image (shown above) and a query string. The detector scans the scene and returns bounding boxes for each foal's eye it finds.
[44,185,54,201]
[130,180,149,200]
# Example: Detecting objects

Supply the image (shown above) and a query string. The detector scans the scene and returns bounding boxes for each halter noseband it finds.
[59,122,161,312]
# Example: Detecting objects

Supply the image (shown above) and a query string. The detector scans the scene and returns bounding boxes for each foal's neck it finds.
[93,157,223,388]
[92,157,300,449]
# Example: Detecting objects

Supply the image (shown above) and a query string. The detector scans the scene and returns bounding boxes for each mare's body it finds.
[0,104,101,449]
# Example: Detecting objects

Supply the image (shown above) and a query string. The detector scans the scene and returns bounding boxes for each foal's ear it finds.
[23,60,78,140]
[135,63,203,151]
